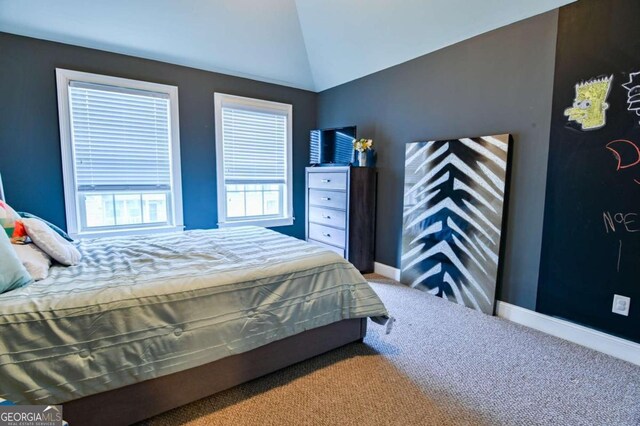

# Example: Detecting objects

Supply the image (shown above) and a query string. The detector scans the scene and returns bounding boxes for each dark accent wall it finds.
[318,11,559,308]
[0,32,316,239]
[538,0,639,343]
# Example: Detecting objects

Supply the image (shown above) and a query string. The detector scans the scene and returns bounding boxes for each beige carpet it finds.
[140,275,640,426]
[142,344,467,426]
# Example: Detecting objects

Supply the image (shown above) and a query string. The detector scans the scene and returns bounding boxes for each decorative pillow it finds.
[18,212,73,242]
[0,201,28,244]
[12,243,52,281]
[21,218,82,266]
[0,231,32,293]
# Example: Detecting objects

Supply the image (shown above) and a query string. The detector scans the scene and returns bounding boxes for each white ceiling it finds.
[0,0,574,92]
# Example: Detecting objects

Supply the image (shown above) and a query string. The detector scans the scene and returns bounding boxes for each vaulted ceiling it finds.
[0,0,574,92]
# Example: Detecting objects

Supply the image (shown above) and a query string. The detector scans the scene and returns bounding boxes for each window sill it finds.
[218,217,294,228]
[71,225,185,240]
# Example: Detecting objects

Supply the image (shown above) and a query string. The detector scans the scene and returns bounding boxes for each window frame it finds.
[56,68,184,239]
[214,93,293,228]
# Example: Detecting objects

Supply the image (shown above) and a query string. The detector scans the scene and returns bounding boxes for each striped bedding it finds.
[0,226,388,405]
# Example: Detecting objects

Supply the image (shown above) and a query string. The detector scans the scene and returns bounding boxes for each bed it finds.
[0,224,389,425]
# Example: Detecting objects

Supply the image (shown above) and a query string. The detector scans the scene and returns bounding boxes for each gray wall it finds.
[2,11,559,309]
[318,11,559,308]
[0,32,316,240]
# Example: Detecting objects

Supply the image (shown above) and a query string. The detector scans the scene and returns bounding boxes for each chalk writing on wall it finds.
[622,71,640,125]
[602,210,638,273]
[606,139,640,185]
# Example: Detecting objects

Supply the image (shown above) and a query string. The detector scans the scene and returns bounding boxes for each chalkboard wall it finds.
[538,0,640,343]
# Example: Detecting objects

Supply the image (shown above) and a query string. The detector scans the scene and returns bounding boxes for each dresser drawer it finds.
[308,189,347,210]
[308,172,347,191]
[307,239,345,257]
[308,223,345,248]
[308,206,346,229]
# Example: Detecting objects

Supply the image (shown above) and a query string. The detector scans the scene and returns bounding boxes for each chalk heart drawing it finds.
[606,139,640,185]
[400,134,511,315]
[622,72,640,124]
[564,75,613,130]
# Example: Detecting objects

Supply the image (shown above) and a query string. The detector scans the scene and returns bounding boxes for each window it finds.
[56,69,183,238]
[214,93,293,227]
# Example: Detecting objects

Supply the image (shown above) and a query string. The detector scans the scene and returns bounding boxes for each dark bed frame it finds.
[62,318,367,426]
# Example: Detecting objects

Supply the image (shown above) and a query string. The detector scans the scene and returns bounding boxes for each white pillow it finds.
[12,243,52,281]
[22,218,81,266]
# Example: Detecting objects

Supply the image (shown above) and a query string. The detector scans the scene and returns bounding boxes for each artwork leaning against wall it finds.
[400,134,512,315]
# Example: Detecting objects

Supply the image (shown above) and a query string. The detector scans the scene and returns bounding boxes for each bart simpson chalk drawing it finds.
[622,72,640,125]
[564,75,613,130]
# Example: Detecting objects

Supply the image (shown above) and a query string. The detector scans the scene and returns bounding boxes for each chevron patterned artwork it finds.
[400,134,511,314]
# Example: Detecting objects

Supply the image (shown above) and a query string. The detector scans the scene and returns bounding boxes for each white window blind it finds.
[69,81,172,192]
[57,68,183,238]
[215,93,293,228]
[221,106,287,185]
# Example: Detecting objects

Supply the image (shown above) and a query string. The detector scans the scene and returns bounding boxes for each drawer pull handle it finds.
[322,232,331,237]
[321,179,331,183]
[322,215,331,219]
[320,197,331,201]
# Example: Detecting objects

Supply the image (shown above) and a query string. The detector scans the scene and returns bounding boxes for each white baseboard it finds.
[371,262,639,366]
[374,262,401,281]
[496,301,639,366]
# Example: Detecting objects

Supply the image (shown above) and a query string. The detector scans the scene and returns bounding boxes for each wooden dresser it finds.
[305,166,377,273]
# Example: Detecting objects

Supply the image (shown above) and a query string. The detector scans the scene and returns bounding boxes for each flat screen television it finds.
[309,126,356,165]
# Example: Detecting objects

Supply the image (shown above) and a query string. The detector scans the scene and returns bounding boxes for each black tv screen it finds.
[310,126,356,165]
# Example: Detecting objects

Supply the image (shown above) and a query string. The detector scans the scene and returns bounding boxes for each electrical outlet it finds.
[612,294,631,316]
